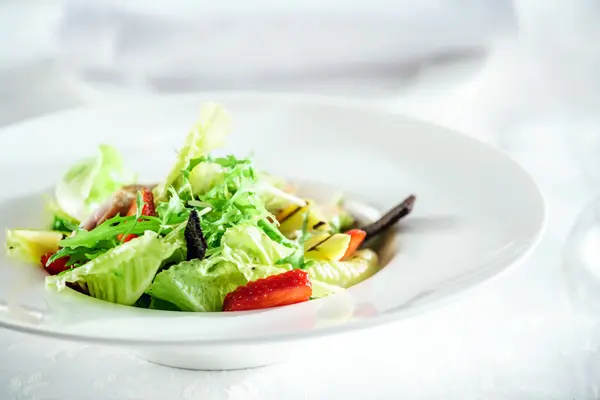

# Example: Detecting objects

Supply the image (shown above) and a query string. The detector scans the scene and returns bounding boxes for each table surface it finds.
[2,3,600,399]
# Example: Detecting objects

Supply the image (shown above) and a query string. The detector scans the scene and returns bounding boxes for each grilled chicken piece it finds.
[79,184,157,231]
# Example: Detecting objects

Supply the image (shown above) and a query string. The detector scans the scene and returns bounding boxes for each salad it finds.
[4,103,415,312]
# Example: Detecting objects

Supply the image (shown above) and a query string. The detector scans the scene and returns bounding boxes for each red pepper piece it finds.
[341,229,367,260]
[117,189,157,242]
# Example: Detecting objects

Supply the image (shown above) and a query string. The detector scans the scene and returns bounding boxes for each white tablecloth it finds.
[2,2,600,399]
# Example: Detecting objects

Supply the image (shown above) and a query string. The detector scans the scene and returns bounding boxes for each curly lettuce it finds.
[194,158,274,251]
[154,103,232,202]
[189,161,226,195]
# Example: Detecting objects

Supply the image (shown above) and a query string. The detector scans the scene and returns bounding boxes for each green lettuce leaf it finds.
[51,216,79,233]
[147,259,247,312]
[147,220,296,311]
[46,231,178,306]
[217,244,291,281]
[5,229,64,264]
[221,223,295,265]
[55,144,135,221]
[305,249,380,290]
[189,161,225,195]
[154,103,232,202]
[87,145,136,209]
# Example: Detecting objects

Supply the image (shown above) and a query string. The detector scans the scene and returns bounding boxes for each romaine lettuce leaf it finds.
[147,259,247,312]
[221,223,295,265]
[147,221,295,311]
[5,229,63,264]
[240,262,291,282]
[87,145,136,209]
[55,144,135,221]
[154,103,232,202]
[217,245,291,281]
[46,231,178,306]
[305,249,379,289]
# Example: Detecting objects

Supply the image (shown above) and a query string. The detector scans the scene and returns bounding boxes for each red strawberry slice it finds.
[341,229,366,260]
[223,270,312,312]
[41,252,70,276]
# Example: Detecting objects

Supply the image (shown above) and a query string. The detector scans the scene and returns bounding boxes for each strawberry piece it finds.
[223,270,312,312]
[341,229,366,260]
[41,252,70,275]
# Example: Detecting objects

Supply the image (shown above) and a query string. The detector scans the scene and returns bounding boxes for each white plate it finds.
[0,92,545,370]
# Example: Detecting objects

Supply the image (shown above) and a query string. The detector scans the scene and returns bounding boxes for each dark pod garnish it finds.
[184,210,208,261]
[362,194,416,239]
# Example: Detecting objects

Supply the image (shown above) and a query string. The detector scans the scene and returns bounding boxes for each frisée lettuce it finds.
[153,102,232,202]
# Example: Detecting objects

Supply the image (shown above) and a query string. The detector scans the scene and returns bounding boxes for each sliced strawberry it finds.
[223,270,312,312]
[341,229,366,260]
[41,252,70,275]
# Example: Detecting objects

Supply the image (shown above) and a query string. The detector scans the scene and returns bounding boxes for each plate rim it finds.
[0,90,547,347]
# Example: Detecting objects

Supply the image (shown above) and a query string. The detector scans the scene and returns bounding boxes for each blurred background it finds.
[3,0,600,398]
[1,0,517,122]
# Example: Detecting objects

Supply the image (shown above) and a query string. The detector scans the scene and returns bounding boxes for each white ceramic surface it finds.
[0,93,545,369]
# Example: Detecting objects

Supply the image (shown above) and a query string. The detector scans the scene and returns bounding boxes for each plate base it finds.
[130,344,293,370]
